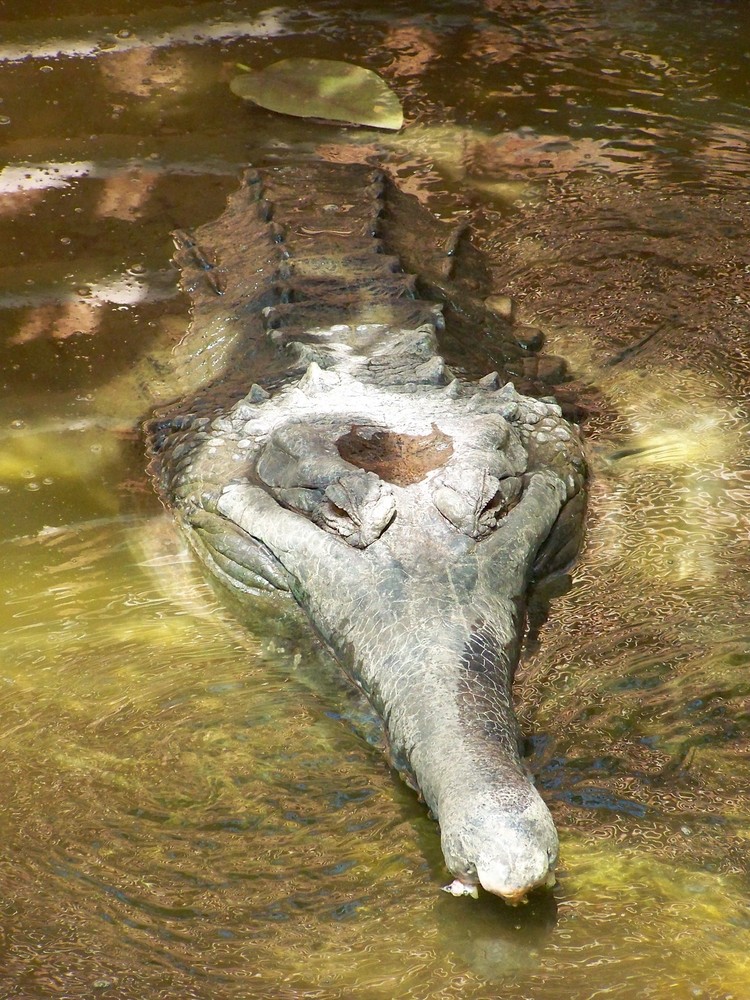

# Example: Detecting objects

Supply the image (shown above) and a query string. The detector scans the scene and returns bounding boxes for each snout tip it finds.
[475,858,557,904]
[441,862,556,903]
[438,776,560,903]
[441,855,557,903]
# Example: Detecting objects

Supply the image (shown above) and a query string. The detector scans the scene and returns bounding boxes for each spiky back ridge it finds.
[146,161,566,501]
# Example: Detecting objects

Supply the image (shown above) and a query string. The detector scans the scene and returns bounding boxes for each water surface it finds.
[0,1,748,997]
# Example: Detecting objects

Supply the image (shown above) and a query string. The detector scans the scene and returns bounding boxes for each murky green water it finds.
[1,1,749,997]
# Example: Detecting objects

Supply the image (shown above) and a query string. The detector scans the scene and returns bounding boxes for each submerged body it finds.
[146,162,586,900]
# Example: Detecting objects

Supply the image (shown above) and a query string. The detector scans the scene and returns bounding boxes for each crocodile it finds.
[145,161,587,902]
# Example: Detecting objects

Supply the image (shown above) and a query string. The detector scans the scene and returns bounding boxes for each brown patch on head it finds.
[336,424,453,487]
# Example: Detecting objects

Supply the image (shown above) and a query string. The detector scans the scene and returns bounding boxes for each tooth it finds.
[442,879,479,898]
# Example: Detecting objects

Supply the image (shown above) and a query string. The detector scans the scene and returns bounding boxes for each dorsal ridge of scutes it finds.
[237,163,449,380]
[413,355,447,385]
[248,383,270,403]
[298,362,341,394]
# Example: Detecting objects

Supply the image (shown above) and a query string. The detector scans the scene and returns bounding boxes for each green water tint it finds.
[2,510,749,998]
[1,0,749,996]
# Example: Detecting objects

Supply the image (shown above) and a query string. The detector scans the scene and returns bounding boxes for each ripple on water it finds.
[1,0,750,995]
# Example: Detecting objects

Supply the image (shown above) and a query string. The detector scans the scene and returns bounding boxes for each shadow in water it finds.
[435,882,558,980]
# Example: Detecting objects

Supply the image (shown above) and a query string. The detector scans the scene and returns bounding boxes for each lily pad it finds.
[230,58,403,131]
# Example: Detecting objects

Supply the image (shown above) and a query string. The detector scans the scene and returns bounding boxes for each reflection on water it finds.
[0,0,749,997]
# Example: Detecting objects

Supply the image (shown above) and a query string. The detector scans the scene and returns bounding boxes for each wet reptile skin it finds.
[145,161,586,900]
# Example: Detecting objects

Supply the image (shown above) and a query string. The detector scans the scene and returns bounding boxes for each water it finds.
[0,1,749,997]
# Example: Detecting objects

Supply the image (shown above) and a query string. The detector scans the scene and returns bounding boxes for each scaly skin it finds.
[146,162,586,900]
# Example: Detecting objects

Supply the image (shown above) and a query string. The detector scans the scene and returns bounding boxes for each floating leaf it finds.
[230,58,403,131]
